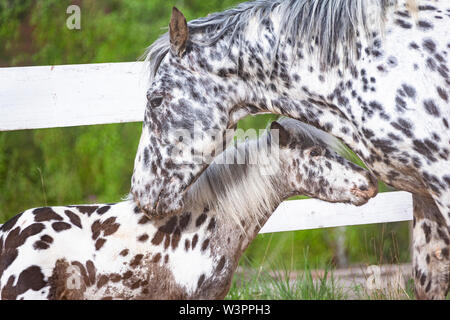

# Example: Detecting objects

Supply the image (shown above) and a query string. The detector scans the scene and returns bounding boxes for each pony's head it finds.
[269,118,378,206]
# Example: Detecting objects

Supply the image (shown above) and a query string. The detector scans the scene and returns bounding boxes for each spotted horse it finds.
[131,0,450,298]
[0,119,377,299]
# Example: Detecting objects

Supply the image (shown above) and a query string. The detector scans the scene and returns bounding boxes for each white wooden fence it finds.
[0,62,413,233]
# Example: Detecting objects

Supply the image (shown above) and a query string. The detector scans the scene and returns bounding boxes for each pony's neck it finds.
[170,184,283,298]
[193,180,285,273]
[192,0,401,158]
[216,194,280,260]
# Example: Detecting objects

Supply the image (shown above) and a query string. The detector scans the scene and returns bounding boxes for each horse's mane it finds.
[185,118,345,228]
[144,0,412,81]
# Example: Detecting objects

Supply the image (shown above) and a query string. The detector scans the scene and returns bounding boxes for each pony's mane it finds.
[144,0,410,81]
[185,118,345,228]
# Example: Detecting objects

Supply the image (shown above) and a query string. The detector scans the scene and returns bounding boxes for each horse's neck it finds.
[190,199,277,269]
[202,2,403,157]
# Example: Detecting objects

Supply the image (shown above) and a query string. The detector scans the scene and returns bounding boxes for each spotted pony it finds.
[0,119,377,299]
[131,0,450,298]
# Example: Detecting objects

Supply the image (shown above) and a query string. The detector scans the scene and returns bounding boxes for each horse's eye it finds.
[309,148,322,157]
[150,96,163,108]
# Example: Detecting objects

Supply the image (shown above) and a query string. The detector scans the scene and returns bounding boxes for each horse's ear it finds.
[169,7,189,57]
[270,121,290,147]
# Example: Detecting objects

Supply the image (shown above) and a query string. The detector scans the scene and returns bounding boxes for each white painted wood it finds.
[0,62,148,131]
[259,191,413,234]
[0,63,414,233]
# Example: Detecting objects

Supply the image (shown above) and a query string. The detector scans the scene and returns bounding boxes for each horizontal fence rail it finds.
[260,191,412,233]
[0,62,414,232]
[0,62,148,131]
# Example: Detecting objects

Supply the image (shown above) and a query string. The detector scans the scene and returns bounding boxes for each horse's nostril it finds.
[359,185,368,191]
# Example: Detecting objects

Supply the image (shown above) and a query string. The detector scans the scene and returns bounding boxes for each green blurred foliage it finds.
[0,0,410,268]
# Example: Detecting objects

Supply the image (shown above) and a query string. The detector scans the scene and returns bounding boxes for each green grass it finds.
[225,243,420,300]
[226,258,347,300]
[225,259,418,300]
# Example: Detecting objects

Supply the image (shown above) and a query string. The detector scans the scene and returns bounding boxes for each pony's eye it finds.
[150,96,164,108]
[309,148,322,157]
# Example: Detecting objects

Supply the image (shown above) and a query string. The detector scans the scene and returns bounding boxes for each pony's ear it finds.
[169,7,189,57]
[270,121,290,147]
